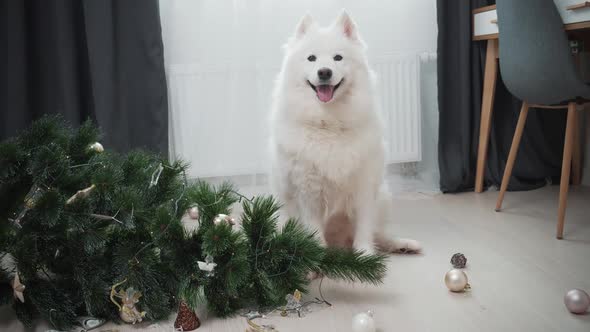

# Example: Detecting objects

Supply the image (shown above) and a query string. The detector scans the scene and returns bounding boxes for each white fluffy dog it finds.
[269,11,421,255]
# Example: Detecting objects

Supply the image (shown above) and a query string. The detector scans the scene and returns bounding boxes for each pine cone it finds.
[450,253,467,268]
[174,301,201,331]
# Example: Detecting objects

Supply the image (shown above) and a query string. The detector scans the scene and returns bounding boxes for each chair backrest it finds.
[496,0,589,105]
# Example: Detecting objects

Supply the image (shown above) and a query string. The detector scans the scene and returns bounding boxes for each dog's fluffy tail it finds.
[374,186,422,253]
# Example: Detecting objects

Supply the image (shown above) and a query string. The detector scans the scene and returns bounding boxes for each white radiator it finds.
[167,52,434,178]
[373,53,431,164]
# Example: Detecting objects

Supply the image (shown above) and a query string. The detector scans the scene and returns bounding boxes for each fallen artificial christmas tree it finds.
[0,116,387,330]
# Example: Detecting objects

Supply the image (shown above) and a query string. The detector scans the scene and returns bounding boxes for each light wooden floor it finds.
[2,185,589,332]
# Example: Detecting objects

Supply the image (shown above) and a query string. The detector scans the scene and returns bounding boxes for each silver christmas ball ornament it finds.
[564,289,590,314]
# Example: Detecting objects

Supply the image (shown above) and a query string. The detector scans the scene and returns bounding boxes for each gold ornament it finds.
[24,188,42,208]
[88,142,104,153]
[444,269,470,292]
[12,271,25,303]
[246,319,278,332]
[110,278,146,324]
[10,186,44,228]
[281,289,303,316]
[66,184,96,205]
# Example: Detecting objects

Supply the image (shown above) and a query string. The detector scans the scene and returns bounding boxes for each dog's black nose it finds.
[317,68,332,81]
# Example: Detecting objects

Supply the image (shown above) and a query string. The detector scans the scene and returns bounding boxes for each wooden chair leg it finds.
[475,39,499,193]
[496,102,530,211]
[557,102,577,239]
[572,109,582,185]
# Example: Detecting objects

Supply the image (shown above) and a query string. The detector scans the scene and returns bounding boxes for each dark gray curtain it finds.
[437,0,566,193]
[0,0,168,155]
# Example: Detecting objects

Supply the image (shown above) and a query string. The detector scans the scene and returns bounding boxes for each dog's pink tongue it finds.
[316,85,335,102]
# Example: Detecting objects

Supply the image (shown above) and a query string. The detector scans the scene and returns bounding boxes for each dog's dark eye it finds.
[307,55,316,62]
[334,54,343,61]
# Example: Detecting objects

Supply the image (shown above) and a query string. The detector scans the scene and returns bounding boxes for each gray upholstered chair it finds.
[494,0,588,239]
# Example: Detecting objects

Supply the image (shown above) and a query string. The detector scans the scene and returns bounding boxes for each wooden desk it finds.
[472,2,589,192]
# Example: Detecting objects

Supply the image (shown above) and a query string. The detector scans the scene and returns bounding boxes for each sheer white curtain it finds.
[159,0,439,193]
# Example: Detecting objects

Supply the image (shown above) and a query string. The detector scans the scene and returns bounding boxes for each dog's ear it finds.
[294,13,315,39]
[334,10,359,40]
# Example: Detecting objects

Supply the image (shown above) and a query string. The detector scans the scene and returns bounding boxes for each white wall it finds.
[159,0,438,179]
[159,0,437,66]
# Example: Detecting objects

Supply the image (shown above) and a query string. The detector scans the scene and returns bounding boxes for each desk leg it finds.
[475,39,499,193]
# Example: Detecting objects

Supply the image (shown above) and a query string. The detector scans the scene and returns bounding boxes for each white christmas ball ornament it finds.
[445,269,469,292]
[564,289,590,314]
[352,310,375,332]
[213,214,235,226]
[88,142,104,153]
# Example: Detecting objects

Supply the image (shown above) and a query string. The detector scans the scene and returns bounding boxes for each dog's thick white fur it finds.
[269,11,421,255]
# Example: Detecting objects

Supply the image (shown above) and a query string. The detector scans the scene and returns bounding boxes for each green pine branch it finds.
[320,248,388,285]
